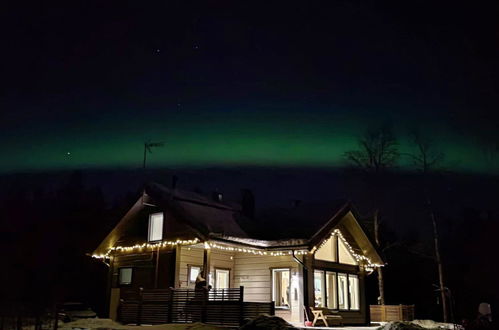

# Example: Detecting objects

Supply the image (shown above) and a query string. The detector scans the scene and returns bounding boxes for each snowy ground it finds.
[58,318,461,330]
[59,318,224,330]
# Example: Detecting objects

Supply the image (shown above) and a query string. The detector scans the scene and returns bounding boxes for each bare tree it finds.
[344,125,399,305]
[408,131,448,322]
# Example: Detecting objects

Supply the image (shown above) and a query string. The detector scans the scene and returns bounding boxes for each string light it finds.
[311,229,383,268]
[91,238,200,259]
[207,242,309,257]
[92,229,381,268]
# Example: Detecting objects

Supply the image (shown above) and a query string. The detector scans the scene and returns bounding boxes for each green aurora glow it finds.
[2,108,497,174]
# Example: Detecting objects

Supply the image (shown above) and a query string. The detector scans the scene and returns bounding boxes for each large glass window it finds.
[272,268,290,308]
[338,238,358,265]
[326,272,338,309]
[215,269,230,289]
[315,236,337,262]
[314,270,325,307]
[148,213,164,242]
[349,274,360,310]
[314,270,360,311]
[338,273,349,309]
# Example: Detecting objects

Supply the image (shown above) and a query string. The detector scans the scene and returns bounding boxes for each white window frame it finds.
[188,265,202,284]
[119,267,133,286]
[214,268,231,289]
[148,212,164,242]
[271,268,291,309]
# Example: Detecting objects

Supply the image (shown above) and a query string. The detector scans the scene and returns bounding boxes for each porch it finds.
[118,286,274,327]
[177,244,304,324]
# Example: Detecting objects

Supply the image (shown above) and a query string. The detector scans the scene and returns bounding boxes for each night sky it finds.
[2,1,499,174]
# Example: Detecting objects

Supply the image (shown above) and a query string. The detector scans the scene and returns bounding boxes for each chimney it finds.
[241,189,255,219]
[172,175,178,189]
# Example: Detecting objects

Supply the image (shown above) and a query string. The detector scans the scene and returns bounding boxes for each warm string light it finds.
[92,229,381,267]
[310,229,383,268]
[207,242,309,256]
[92,238,200,259]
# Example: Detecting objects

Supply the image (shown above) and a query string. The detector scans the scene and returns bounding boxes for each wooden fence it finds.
[119,287,274,327]
[370,304,415,322]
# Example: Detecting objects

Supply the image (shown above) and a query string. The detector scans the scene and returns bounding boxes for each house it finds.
[92,182,383,325]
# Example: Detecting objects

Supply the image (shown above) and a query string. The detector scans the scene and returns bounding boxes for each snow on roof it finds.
[211,235,309,249]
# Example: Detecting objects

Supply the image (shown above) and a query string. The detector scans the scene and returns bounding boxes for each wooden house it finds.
[92,183,383,325]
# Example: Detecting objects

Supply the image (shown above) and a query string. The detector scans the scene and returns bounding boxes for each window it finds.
[119,267,132,285]
[315,235,337,262]
[314,270,360,311]
[148,212,164,242]
[188,265,201,283]
[338,238,358,265]
[326,272,337,309]
[215,269,230,289]
[349,274,360,310]
[272,268,290,308]
[315,271,338,308]
[338,273,349,309]
[314,270,325,307]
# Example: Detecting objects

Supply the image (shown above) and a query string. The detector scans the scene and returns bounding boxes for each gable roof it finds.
[145,182,248,238]
[93,183,383,266]
[93,183,248,256]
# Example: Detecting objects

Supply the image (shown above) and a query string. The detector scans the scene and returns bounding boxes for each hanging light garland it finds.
[206,241,309,256]
[91,238,200,259]
[310,229,383,268]
[92,229,381,268]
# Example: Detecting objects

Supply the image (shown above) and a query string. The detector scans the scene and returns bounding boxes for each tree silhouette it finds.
[407,130,449,322]
[344,125,399,305]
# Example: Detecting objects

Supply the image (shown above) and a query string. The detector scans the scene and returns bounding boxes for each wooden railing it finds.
[370,304,415,322]
[119,287,274,327]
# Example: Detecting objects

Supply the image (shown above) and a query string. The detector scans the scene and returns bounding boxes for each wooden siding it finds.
[178,245,203,288]
[233,254,296,302]
[177,245,235,288]
[233,253,302,323]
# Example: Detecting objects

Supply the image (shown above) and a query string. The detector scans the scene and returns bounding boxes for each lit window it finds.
[148,213,164,242]
[314,270,325,307]
[349,274,360,310]
[188,265,201,283]
[119,267,132,285]
[315,271,338,308]
[315,235,337,262]
[326,272,337,309]
[272,268,290,308]
[314,270,360,311]
[338,238,358,265]
[338,273,349,309]
[215,269,230,289]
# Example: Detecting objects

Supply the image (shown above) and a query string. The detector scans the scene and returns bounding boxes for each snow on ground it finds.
[376,320,462,330]
[59,318,224,330]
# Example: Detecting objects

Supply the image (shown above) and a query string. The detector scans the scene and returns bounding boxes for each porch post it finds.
[360,266,369,325]
[203,244,211,280]
[303,254,315,310]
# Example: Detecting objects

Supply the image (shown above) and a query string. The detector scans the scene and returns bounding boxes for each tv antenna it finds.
[143,141,164,169]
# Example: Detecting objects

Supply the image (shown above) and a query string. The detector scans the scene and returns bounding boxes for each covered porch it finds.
[176,241,306,324]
